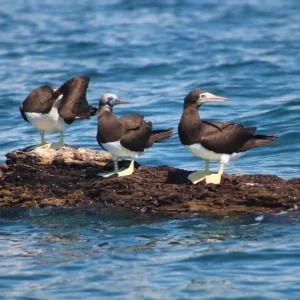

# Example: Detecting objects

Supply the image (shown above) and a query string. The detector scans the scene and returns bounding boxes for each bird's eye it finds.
[200,94,206,98]
[106,96,114,105]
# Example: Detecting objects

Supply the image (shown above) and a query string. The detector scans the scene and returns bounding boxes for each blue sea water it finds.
[0,0,300,299]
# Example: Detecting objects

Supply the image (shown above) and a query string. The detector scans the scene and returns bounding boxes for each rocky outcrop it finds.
[0,146,299,216]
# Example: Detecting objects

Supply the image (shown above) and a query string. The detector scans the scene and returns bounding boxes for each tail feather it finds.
[74,105,98,120]
[148,127,173,147]
[239,133,277,151]
[89,105,98,117]
[253,133,278,147]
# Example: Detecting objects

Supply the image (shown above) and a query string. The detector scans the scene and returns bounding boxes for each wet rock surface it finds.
[0,146,299,216]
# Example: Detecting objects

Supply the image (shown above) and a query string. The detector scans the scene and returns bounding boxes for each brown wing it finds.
[20,103,29,123]
[119,114,152,152]
[58,76,90,124]
[20,85,56,121]
[200,120,255,154]
[119,113,144,130]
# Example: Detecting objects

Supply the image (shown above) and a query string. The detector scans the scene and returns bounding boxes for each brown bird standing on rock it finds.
[178,89,277,184]
[96,93,173,177]
[20,76,97,149]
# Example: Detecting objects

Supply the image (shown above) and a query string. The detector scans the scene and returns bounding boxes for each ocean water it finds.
[0,0,300,299]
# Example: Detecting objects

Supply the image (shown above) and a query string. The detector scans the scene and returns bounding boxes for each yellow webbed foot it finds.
[49,141,65,150]
[97,158,120,178]
[117,159,135,177]
[205,173,222,184]
[117,167,134,177]
[205,162,225,184]
[188,170,212,185]
[28,143,51,150]
[47,132,65,150]
[97,171,118,178]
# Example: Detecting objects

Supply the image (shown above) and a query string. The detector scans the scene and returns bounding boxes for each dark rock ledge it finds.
[0,146,299,216]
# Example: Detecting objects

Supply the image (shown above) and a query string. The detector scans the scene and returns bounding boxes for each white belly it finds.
[184,143,245,164]
[25,106,68,133]
[101,141,144,159]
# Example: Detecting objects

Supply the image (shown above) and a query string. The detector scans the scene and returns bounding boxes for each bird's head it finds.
[184,89,229,109]
[98,93,129,113]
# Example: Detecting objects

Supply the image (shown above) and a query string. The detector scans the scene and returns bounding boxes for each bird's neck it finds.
[182,106,201,123]
[98,106,113,117]
[178,105,202,145]
[97,107,123,143]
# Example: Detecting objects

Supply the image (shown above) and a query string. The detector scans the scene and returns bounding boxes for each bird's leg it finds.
[50,132,65,150]
[28,130,51,150]
[97,156,119,177]
[205,162,225,184]
[117,158,135,177]
[188,160,212,184]
[40,130,47,145]
[204,160,210,173]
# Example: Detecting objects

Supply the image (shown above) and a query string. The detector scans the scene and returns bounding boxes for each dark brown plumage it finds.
[97,107,173,152]
[178,89,277,184]
[20,76,95,125]
[96,93,173,177]
[178,89,277,154]
[20,85,58,122]
[20,76,97,148]
[56,76,91,124]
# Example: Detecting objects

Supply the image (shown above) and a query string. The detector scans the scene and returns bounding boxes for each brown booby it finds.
[20,76,97,149]
[96,93,173,177]
[178,89,277,184]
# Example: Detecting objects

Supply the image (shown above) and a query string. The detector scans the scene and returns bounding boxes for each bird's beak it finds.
[202,92,229,103]
[196,92,229,105]
[112,99,129,105]
[96,99,129,115]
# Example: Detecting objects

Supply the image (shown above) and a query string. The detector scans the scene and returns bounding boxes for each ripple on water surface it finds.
[1,0,300,299]
[1,208,300,299]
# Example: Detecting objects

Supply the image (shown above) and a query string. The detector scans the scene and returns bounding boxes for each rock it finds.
[0,146,299,215]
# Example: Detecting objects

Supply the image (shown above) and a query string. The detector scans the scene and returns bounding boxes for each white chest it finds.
[25,97,68,133]
[101,141,144,159]
[184,143,245,164]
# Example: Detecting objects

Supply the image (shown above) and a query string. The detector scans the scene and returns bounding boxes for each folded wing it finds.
[119,114,152,151]
[200,121,256,154]
[20,85,56,122]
